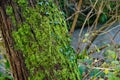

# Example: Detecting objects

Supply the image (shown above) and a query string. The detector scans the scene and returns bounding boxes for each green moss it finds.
[7,0,81,80]
[6,6,16,26]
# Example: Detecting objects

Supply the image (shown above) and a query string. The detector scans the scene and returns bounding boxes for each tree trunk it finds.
[0,0,29,80]
[0,0,80,80]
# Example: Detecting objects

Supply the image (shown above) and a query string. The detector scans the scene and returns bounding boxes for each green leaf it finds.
[78,64,87,75]
[99,13,107,23]
[5,60,10,69]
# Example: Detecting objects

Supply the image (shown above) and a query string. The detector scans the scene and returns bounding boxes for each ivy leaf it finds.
[5,60,10,69]
[99,13,107,23]
[78,64,87,75]
[38,2,43,6]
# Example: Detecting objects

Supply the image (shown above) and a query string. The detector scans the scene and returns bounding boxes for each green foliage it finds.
[6,6,16,26]
[6,0,80,80]
[0,39,12,79]
[99,13,108,23]
[0,59,13,80]
[76,46,120,80]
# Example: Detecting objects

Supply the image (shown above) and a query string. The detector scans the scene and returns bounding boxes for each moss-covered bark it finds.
[0,0,80,80]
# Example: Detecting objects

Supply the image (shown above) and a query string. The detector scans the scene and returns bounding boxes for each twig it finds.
[84,18,117,51]
[89,45,107,54]
[77,0,99,53]
[69,0,83,35]
[92,67,115,70]
[93,0,104,30]
[66,6,91,21]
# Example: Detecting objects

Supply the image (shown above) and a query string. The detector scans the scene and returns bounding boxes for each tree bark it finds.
[0,1,29,80]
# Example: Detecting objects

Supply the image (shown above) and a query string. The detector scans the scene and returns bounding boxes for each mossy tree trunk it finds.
[0,0,80,80]
[0,0,29,80]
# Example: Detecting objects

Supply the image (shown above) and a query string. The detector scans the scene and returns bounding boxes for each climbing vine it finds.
[6,0,80,80]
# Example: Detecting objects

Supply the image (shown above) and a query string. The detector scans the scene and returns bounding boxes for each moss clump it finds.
[7,0,80,80]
